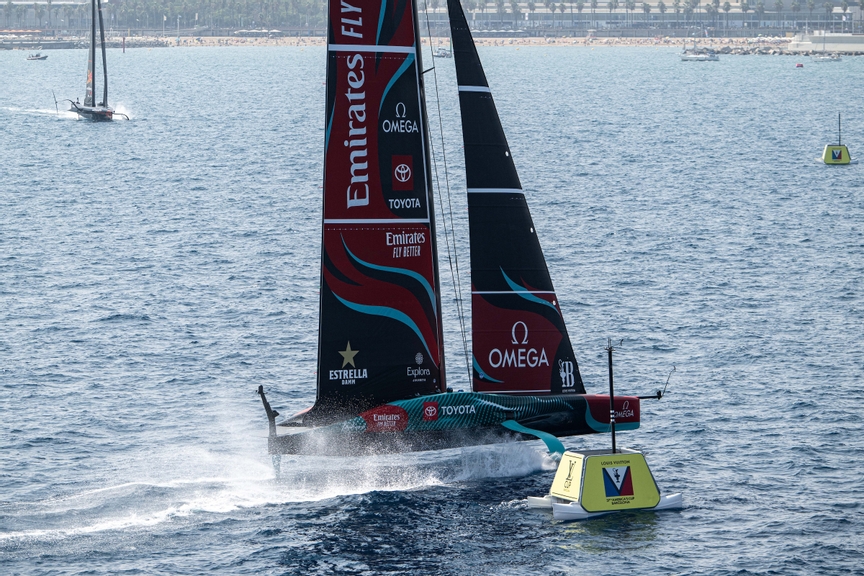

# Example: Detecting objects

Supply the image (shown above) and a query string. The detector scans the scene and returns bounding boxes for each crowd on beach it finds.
[112,34,788,50]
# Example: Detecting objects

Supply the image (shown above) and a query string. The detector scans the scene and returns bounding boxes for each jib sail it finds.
[308,0,446,424]
[97,0,108,106]
[447,0,585,395]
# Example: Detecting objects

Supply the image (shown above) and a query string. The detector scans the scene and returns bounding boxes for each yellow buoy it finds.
[822,113,851,165]
[550,449,661,513]
[822,144,850,165]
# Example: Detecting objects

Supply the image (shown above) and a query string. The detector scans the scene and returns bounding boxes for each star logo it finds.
[339,342,359,368]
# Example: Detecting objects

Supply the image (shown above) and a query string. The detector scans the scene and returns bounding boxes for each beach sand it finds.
[121,34,788,50]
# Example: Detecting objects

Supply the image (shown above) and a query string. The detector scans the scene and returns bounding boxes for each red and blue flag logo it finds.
[603,466,634,497]
[832,149,843,160]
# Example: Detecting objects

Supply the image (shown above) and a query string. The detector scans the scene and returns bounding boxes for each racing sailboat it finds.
[68,0,121,121]
[258,0,647,456]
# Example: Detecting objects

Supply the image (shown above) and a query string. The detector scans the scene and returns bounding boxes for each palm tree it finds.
[741,0,751,28]
[608,0,619,29]
[722,1,731,31]
[774,0,783,29]
[824,1,832,31]
[642,0,651,26]
[577,0,585,28]
[791,1,800,28]
[3,0,11,28]
[673,0,681,27]
[33,2,44,27]
[528,0,536,26]
[840,0,847,32]
[625,0,635,28]
[510,0,520,27]
[659,0,667,27]
[755,0,766,27]
[591,0,598,27]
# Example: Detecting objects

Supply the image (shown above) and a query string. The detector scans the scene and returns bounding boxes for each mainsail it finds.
[84,0,96,106]
[308,0,446,424]
[83,0,109,107]
[447,0,584,395]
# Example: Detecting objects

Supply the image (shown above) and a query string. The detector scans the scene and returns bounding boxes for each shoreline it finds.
[5,34,854,55]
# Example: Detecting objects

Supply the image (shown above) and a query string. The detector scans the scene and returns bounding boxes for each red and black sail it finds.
[83,0,108,107]
[84,0,96,106]
[447,0,584,395]
[308,0,445,424]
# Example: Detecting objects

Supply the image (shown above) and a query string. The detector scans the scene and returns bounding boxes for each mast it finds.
[97,0,108,106]
[307,0,445,424]
[84,0,96,107]
[447,0,584,396]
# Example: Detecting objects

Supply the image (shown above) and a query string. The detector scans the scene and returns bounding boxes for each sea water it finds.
[1,44,862,575]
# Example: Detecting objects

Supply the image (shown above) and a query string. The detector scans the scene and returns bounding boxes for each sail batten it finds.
[309,0,446,425]
[447,0,585,395]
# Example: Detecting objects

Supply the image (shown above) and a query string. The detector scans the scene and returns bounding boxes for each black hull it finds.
[260,389,640,457]
[70,104,114,121]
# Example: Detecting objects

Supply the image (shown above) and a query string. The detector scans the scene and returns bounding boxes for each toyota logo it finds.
[424,405,437,418]
[394,163,412,183]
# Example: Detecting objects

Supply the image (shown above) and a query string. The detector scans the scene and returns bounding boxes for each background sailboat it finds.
[258,0,648,456]
[812,31,841,62]
[67,0,125,120]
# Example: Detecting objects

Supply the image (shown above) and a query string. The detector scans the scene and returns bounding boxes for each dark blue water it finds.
[2,45,863,575]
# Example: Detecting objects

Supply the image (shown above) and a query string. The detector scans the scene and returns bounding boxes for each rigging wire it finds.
[421,3,472,385]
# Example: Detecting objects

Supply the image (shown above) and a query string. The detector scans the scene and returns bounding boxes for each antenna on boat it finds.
[605,338,622,454]
[51,90,59,115]
[639,365,674,400]
[838,112,842,146]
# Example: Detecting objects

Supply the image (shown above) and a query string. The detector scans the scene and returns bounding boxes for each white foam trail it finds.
[0,435,556,543]
[113,103,132,119]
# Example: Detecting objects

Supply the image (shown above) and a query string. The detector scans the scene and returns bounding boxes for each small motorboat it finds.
[680,40,719,61]
[27,52,48,60]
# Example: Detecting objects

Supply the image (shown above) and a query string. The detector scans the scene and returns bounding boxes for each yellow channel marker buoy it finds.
[822,113,852,165]
[822,145,850,165]
[526,342,683,521]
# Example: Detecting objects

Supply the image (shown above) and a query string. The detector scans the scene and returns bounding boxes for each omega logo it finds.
[511,321,528,345]
[488,321,549,369]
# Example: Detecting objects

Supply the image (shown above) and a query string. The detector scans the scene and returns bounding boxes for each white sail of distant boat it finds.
[812,31,841,62]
